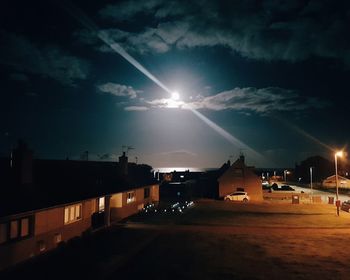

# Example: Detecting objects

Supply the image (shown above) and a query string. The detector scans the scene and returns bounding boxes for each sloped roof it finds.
[218,157,259,182]
[0,158,158,218]
[324,175,350,181]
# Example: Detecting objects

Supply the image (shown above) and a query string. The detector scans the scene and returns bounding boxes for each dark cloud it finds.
[0,31,89,86]
[97,82,141,98]
[9,73,29,82]
[145,87,329,114]
[91,0,350,65]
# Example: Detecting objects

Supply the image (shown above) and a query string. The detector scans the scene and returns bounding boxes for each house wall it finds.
[0,185,159,271]
[0,199,94,270]
[218,170,263,201]
[110,184,159,221]
[322,176,350,188]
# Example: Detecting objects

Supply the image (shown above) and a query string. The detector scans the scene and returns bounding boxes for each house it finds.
[0,144,159,270]
[322,175,350,189]
[217,155,263,201]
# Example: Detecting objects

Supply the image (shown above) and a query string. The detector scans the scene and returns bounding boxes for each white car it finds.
[224,191,250,202]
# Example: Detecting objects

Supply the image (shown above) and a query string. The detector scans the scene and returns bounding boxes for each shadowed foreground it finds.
[2,201,350,280]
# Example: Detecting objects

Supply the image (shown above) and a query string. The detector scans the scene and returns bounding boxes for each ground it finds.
[2,200,350,280]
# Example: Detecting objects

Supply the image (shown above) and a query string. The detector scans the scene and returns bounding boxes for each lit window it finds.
[75,205,81,219]
[10,220,19,239]
[64,203,82,224]
[64,208,69,224]
[127,191,135,204]
[70,206,75,221]
[98,197,105,212]
[0,223,7,244]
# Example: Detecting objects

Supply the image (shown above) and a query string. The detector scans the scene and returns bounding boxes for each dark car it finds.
[280,185,295,191]
[341,200,350,212]
[271,184,295,191]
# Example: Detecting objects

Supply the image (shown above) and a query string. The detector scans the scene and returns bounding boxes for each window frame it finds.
[64,203,83,225]
[1,216,34,244]
[126,191,136,204]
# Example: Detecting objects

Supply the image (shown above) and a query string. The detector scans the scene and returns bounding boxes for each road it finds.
[282,183,350,203]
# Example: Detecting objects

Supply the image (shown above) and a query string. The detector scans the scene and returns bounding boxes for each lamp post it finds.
[284,170,290,182]
[284,170,287,182]
[335,151,343,216]
[310,167,313,201]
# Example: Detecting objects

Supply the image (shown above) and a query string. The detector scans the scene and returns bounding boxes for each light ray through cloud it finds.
[57,0,266,164]
[273,116,334,152]
[188,107,267,164]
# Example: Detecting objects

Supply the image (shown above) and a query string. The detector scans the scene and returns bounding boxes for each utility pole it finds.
[310,167,313,202]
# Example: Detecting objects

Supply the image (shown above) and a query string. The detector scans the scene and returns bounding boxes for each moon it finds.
[171,91,180,101]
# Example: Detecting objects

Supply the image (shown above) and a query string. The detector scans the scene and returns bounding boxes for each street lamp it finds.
[284,170,290,182]
[310,167,313,199]
[335,151,343,216]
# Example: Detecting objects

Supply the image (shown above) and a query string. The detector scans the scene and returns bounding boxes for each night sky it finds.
[1,0,349,169]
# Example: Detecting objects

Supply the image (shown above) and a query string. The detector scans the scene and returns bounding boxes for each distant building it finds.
[0,143,159,270]
[322,175,350,189]
[217,155,263,201]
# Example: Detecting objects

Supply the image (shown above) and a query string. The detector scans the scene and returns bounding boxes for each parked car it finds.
[224,191,250,202]
[341,200,350,212]
[271,184,295,191]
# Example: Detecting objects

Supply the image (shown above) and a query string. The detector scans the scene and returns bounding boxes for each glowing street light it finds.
[335,150,343,216]
[284,170,290,182]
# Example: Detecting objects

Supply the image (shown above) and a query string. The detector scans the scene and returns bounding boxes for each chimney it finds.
[12,140,33,185]
[119,152,128,176]
[239,154,245,164]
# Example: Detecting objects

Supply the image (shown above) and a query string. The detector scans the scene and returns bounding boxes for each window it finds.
[64,203,82,224]
[144,188,150,199]
[54,233,62,244]
[0,223,7,244]
[37,240,46,252]
[127,191,136,204]
[98,197,105,212]
[20,218,29,237]
[10,220,19,239]
[0,217,33,243]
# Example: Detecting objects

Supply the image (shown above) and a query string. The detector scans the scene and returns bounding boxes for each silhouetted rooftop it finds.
[0,158,157,217]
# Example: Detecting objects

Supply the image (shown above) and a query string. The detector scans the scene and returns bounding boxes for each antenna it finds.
[121,145,134,156]
[239,148,246,158]
[81,150,88,161]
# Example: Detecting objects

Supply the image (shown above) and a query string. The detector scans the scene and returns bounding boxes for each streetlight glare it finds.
[335,151,343,157]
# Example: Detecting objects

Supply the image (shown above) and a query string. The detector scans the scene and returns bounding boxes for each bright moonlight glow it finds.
[171,91,180,101]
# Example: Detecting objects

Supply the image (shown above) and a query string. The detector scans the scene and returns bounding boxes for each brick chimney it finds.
[12,140,33,185]
[119,152,128,176]
[239,154,245,164]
